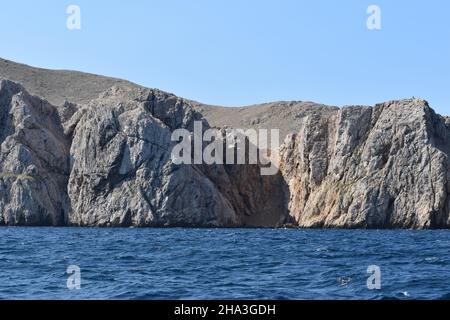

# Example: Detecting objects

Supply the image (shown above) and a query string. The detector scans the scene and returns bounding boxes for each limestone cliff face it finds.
[279,100,450,228]
[0,80,286,227]
[0,61,449,228]
[0,80,70,225]
[67,86,238,227]
[67,86,287,227]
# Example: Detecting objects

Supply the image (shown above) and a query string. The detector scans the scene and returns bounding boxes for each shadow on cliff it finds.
[199,132,292,228]
[424,106,450,228]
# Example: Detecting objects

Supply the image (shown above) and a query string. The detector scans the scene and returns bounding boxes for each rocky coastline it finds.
[1,58,449,229]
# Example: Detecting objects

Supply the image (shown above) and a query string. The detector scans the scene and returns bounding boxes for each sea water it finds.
[0,227,449,300]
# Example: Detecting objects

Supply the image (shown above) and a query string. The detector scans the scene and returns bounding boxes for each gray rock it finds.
[0,58,449,229]
[279,99,450,228]
[0,79,70,225]
[67,86,238,227]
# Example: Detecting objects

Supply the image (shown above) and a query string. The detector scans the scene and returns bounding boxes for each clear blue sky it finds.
[0,0,449,114]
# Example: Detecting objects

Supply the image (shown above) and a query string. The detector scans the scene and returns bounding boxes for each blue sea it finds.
[0,227,449,300]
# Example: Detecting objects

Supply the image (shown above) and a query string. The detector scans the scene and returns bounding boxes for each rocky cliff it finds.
[279,100,450,228]
[0,59,449,228]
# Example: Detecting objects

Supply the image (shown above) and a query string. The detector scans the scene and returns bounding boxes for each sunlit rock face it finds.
[279,99,450,228]
[0,58,449,228]
[0,80,70,225]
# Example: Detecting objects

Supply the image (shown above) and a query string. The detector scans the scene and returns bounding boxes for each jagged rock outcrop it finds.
[67,86,239,227]
[0,80,70,225]
[280,99,450,228]
[0,81,285,227]
[67,86,287,227]
[0,59,449,228]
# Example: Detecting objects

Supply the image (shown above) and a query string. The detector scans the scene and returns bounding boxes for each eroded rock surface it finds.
[280,99,450,228]
[0,80,70,225]
[67,86,239,227]
[0,59,449,228]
